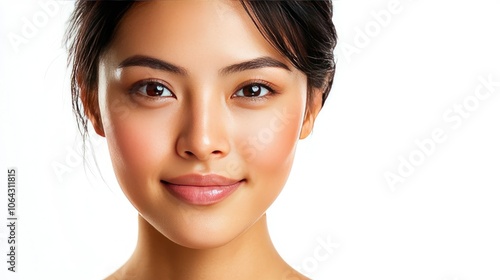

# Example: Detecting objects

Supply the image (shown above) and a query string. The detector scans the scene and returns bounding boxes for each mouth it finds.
[161,174,244,206]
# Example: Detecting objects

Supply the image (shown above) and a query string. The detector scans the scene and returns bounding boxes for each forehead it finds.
[105,0,287,71]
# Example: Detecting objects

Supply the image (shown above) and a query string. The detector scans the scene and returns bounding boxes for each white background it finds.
[1,0,500,279]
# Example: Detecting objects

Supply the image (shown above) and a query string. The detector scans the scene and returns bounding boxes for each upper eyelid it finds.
[234,79,276,92]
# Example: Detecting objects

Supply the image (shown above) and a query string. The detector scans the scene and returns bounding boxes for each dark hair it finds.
[65,0,337,139]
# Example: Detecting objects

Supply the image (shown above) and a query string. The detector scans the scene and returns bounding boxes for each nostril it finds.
[183,149,223,159]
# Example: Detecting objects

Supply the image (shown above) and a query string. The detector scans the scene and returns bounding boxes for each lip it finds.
[161,174,243,205]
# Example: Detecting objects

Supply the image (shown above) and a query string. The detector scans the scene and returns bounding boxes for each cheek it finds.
[236,103,304,190]
[103,105,174,202]
[232,103,305,217]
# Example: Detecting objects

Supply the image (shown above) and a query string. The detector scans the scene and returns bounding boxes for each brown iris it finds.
[145,83,167,96]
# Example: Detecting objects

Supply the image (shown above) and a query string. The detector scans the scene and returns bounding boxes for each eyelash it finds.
[232,79,277,100]
[129,78,174,99]
[128,79,278,100]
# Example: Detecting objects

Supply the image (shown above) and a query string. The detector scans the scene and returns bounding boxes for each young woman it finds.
[66,1,337,279]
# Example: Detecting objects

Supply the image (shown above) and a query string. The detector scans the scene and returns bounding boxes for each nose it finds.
[175,95,230,161]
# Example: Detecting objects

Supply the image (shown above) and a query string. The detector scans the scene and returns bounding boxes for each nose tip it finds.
[176,106,230,161]
[180,136,227,161]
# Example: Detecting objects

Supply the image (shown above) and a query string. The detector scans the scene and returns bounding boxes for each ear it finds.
[299,88,322,139]
[80,87,105,137]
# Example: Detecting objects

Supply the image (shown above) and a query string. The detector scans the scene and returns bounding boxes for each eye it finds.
[233,83,273,98]
[133,81,173,97]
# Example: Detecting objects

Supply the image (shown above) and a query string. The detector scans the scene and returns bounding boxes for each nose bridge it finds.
[177,87,229,160]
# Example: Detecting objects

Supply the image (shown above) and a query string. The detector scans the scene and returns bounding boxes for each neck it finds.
[111,214,303,280]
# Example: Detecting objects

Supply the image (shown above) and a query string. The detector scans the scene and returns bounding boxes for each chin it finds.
[170,233,237,250]
[142,211,256,250]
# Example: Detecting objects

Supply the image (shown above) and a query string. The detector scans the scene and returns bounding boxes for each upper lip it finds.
[162,174,242,187]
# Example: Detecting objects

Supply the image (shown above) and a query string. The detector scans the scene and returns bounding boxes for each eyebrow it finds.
[117,55,291,75]
[219,56,291,75]
[118,55,188,75]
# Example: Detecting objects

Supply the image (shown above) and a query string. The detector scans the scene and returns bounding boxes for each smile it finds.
[161,174,244,206]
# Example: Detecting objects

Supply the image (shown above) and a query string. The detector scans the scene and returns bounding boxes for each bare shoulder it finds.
[103,265,129,280]
[281,268,311,280]
[103,270,121,280]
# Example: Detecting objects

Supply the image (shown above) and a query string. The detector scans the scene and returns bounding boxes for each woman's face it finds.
[93,0,316,249]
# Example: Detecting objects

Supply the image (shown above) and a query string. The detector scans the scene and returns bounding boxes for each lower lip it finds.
[162,181,242,205]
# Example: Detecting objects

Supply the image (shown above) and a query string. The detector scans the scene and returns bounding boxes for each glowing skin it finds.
[85,1,322,279]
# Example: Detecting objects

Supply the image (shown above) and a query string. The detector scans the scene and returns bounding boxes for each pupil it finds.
[245,85,260,97]
[146,84,163,96]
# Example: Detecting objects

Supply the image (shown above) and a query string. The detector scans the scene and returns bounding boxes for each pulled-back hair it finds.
[65,0,337,139]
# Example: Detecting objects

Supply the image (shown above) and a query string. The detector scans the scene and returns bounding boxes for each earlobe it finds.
[299,89,322,139]
[80,89,105,137]
[89,112,106,137]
